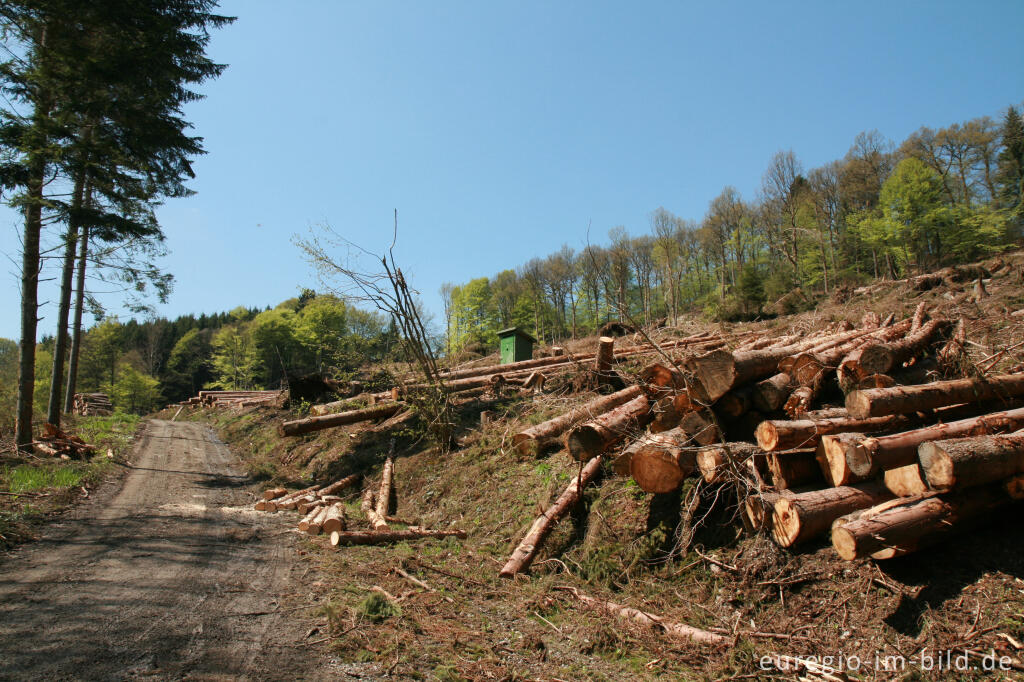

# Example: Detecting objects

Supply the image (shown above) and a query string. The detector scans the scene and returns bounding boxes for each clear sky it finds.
[2,0,1023,340]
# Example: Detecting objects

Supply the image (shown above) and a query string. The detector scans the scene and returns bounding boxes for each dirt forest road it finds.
[0,419,360,681]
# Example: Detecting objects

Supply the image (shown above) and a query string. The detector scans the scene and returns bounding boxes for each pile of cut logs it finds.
[33,422,97,459]
[72,393,112,416]
[179,390,282,409]
[254,460,466,546]
[501,306,1024,575]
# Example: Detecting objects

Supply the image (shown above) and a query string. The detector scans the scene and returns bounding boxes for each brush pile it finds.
[33,423,97,459]
[254,458,466,546]
[501,303,1024,575]
[71,393,112,416]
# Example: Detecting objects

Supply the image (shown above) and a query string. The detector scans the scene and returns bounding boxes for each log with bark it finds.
[648,392,693,434]
[556,586,727,646]
[918,434,1024,492]
[844,405,1024,477]
[627,428,701,493]
[716,387,752,418]
[751,372,793,413]
[838,318,951,383]
[264,485,320,512]
[595,336,616,379]
[322,503,346,534]
[512,385,643,456]
[565,394,651,461]
[319,473,361,496]
[755,412,922,452]
[845,374,1024,420]
[831,485,1013,560]
[884,464,929,497]
[377,456,394,518]
[677,409,720,446]
[816,433,872,487]
[936,318,967,372]
[500,455,603,578]
[770,482,893,547]
[330,528,467,546]
[361,489,389,531]
[694,442,762,484]
[278,402,405,437]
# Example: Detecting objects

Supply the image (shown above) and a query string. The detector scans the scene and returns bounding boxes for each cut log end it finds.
[769,498,801,547]
[831,526,858,560]
[629,450,687,493]
[754,421,778,452]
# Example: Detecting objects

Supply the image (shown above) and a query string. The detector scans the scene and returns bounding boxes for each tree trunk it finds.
[565,395,651,461]
[318,473,361,496]
[771,482,893,547]
[716,387,752,418]
[594,336,615,379]
[262,487,287,500]
[845,405,1024,477]
[816,433,872,486]
[755,413,921,452]
[884,464,928,497]
[278,402,404,436]
[846,374,1024,420]
[500,455,603,578]
[840,318,951,381]
[330,528,467,546]
[322,503,346,534]
[361,489,389,531]
[512,385,642,456]
[751,372,793,412]
[744,490,793,531]
[626,428,701,492]
[377,456,394,518]
[831,485,1011,560]
[919,434,1024,491]
[694,442,763,483]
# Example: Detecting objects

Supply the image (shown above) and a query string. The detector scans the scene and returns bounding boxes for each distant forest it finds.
[442,104,1024,351]
[0,292,398,429]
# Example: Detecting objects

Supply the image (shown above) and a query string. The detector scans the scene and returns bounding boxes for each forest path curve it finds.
[0,419,360,681]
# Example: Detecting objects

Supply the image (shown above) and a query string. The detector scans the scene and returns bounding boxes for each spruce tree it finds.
[995,106,1024,232]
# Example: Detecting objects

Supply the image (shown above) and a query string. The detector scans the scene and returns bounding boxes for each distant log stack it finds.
[72,393,113,416]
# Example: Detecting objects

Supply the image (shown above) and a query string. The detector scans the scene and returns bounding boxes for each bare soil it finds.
[0,419,366,681]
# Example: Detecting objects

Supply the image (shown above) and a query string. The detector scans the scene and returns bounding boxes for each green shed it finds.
[497,327,536,364]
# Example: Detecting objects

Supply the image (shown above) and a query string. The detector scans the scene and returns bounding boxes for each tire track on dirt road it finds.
[0,419,367,681]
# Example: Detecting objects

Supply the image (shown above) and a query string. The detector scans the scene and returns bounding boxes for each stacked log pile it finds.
[177,390,282,409]
[500,309,1024,574]
[72,393,112,416]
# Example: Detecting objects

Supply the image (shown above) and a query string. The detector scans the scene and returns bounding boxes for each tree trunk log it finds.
[319,473,361,496]
[831,485,1012,560]
[330,528,467,546]
[755,413,920,452]
[751,372,793,412]
[884,464,928,497]
[744,490,793,531]
[595,336,615,376]
[627,428,701,493]
[279,403,405,437]
[377,456,394,518]
[361,489,389,531]
[771,482,893,547]
[816,433,871,486]
[694,442,763,483]
[845,374,1024,420]
[841,318,951,381]
[322,503,346,534]
[500,455,603,578]
[919,434,1024,491]
[677,409,720,446]
[512,386,643,456]
[566,395,651,461]
[845,405,1024,477]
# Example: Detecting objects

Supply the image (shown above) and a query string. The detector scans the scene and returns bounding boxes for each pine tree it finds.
[995,106,1024,231]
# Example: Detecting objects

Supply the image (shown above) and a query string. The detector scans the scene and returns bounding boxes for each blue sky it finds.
[2,0,1023,340]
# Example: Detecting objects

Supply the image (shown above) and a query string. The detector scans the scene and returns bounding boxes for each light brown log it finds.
[377,456,394,518]
[639,363,686,392]
[254,501,268,511]
[717,387,752,418]
[751,372,793,412]
[816,433,871,487]
[279,493,317,511]
[627,428,701,492]
[861,311,880,329]
[694,442,762,483]
[271,484,321,509]
[500,455,603,578]
[782,383,819,419]
[744,489,801,531]
[297,506,320,532]
[322,503,346,534]
[319,473,361,496]
[911,301,928,332]
[565,395,651,461]
[831,485,1012,560]
[557,586,728,646]
[649,393,690,434]
[771,482,893,547]
[307,506,332,535]
[767,449,822,490]
[297,498,328,515]
[755,413,921,452]
[310,399,367,416]
[884,464,928,497]
[846,374,1024,419]
[512,385,643,456]
[278,402,405,437]
[361,489,389,531]
[846,405,1024,477]
[595,336,615,375]
[330,528,467,546]
[919,434,1024,492]
[842,318,951,380]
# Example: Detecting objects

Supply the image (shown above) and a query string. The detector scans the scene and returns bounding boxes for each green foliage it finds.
[735,264,765,314]
[3,464,84,493]
[357,591,402,622]
[209,325,259,390]
[111,362,162,414]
